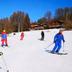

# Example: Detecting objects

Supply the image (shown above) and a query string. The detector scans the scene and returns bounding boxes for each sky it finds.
[0,0,72,22]
[0,29,72,72]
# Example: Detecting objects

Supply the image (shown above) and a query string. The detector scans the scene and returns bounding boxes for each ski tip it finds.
[7,70,9,72]
[0,67,2,69]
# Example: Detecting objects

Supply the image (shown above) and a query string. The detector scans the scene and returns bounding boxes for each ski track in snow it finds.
[0,29,72,72]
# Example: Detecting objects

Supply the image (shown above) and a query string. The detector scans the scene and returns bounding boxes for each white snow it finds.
[0,29,72,72]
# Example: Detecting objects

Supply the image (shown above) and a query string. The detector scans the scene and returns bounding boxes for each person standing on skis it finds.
[51,30,65,53]
[1,29,8,46]
[20,32,24,40]
[40,31,44,41]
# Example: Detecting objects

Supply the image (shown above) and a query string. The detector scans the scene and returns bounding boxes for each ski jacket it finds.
[54,33,65,43]
[41,31,44,37]
[1,32,7,39]
[21,33,24,37]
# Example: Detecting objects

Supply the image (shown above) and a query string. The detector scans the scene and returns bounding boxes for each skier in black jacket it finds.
[41,31,44,41]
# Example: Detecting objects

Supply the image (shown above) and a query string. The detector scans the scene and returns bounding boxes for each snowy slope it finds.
[0,29,72,72]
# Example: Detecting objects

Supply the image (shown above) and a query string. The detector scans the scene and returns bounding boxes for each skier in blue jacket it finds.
[51,30,65,53]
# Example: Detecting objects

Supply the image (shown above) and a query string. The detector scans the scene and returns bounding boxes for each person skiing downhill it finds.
[40,31,44,41]
[20,32,24,40]
[1,29,8,46]
[51,30,65,53]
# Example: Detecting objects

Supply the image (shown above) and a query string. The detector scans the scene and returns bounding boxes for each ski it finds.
[1,46,10,48]
[45,50,68,55]
[0,67,9,72]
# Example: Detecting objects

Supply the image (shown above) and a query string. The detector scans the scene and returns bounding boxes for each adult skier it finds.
[40,31,44,41]
[51,30,65,53]
[1,29,8,46]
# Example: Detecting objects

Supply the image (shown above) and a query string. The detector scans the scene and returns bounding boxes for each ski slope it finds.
[0,29,72,72]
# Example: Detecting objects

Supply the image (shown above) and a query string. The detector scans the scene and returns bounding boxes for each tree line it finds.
[0,11,30,33]
[37,7,72,29]
[0,7,72,33]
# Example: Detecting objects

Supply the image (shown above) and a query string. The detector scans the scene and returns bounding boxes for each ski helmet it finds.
[3,29,6,32]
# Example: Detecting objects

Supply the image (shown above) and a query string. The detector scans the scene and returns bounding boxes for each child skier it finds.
[1,29,8,46]
[51,30,65,53]
[20,32,24,40]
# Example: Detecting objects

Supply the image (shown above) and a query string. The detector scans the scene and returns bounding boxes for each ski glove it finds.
[54,41,56,43]
[63,40,65,43]
[1,39,2,41]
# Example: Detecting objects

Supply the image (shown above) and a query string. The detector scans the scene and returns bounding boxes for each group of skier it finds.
[0,29,65,53]
[0,29,24,47]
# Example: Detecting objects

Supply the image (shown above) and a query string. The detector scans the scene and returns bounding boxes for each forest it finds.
[0,7,72,33]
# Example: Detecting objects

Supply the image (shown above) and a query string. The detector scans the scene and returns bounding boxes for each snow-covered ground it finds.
[0,29,72,72]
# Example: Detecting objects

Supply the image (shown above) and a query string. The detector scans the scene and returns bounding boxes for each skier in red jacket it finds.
[20,32,24,40]
[1,29,8,46]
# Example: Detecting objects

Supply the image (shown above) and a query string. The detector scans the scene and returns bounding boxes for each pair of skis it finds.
[45,50,68,55]
[44,43,68,55]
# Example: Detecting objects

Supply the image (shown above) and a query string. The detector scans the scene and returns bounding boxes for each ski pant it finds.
[20,36,24,40]
[41,36,44,40]
[2,39,8,46]
[52,42,61,52]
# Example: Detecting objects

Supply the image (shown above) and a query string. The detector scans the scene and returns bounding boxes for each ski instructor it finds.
[51,30,65,53]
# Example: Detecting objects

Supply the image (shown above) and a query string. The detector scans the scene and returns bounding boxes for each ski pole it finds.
[63,42,64,52]
[45,43,54,49]
[1,55,9,72]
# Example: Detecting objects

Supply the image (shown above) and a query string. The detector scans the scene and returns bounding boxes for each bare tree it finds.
[44,11,52,24]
